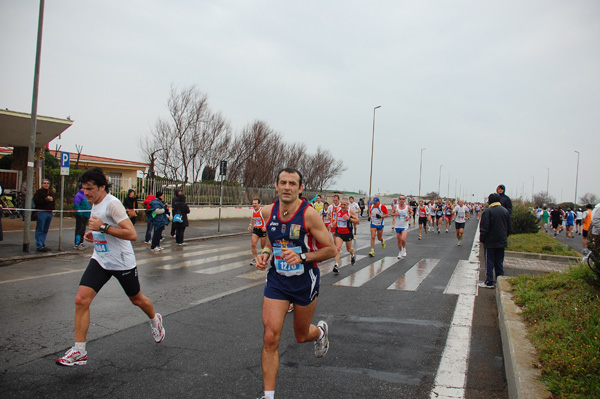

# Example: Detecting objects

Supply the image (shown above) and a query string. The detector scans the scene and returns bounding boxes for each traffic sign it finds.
[60,152,70,175]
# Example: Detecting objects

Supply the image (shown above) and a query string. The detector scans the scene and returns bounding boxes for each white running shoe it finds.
[314,321,329,358]
[56,347,87,366]
[151,247,162,252]
[401,248,407,257]
[151,313,165,343]
[397,252,403,259]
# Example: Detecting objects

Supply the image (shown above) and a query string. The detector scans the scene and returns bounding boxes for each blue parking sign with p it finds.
[60,152,70,175]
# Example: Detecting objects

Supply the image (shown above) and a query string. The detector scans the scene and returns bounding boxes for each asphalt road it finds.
[0,217,507,399]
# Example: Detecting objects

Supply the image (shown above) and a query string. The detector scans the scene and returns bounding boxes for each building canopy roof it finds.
[0,109,73,147]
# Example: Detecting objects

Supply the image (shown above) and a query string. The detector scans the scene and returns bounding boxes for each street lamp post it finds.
[546,167,550,197]
[368,106,381,206]
[437,164,443,199]
[574,150,580,205]
[418,148,426,199]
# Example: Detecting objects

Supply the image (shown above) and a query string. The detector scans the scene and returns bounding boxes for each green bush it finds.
[511,203,539,234]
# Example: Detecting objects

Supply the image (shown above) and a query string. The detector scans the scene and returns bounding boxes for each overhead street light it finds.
[368,106,382,206]
[437,164,443,199]
[418,148,426,199]
[574,150,580,205]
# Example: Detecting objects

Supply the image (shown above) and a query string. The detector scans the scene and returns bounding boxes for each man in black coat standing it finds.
[479,193,512,289]
[496,184,512,216]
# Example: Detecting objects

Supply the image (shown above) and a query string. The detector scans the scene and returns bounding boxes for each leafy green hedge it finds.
[511,203,539,234]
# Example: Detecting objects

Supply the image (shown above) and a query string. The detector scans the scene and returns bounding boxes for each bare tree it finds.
[302,147,346,191]
[142,85,232,183]
[579,192,599,205]
[532,191,557,207]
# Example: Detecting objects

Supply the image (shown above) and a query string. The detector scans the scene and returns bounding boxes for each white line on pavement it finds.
[430,226,481,399]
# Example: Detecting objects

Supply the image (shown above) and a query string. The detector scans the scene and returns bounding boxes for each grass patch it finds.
[511,265,600,398]
[507,233,580,257]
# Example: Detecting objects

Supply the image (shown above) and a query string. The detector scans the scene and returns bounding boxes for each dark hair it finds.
[127,189,136,196]
[276,167,303,187]
[253,198,261,204]
[80,167,111,193]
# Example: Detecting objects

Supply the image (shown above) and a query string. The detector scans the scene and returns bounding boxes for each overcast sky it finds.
[2,1,599,203]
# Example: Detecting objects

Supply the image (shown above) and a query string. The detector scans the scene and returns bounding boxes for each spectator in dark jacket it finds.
[479,193,512,289]
[172,193,190,245]
[123,189,138,225]
[33,179,56,252]
[496,184,512,216]
[170,188,183,238]
[149,191,169,252]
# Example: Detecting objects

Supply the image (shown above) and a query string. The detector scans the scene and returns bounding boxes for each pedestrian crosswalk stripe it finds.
[333,257,397,288]
[444,260,478,296]
[156,249,250,270]
[137,245,242,265]
[319,255,366,276]
[195,259,255,275]
[387,259,440,291]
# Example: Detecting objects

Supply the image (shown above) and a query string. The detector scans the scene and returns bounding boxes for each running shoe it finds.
[438,229,440,234]
[176,242,187,246]
[56,347,87,366]
[397,252,403,259]
[351,254,356,265]
[445,230,448,233]
[250,259,257,266]
[381,241,386,249]
[151,247,162,252]
[425,229,428,235]
[151,313,165,343]
[368,249,375,257]
[333,264,340,274]
[458,240,461,246]
[314,321,329,358]
[287,303,294,313]
[418,235,422,240]
[401,248,407,257]
[144,241,151,244]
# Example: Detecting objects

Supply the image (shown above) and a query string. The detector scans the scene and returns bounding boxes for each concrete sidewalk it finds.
[0,215,250,266]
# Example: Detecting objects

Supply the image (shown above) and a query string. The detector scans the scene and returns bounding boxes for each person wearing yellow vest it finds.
[249,199,267,266]
[312,195,324,215]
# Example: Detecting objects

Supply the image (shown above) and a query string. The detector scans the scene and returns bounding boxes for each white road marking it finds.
[136,245,242,265]
[156,250,250,270]
[430,226,480,399]
[333,257,397,287]
[0,269,82,284]
[387,259,440,291]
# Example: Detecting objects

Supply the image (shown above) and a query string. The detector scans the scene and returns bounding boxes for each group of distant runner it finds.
[535,204,595,252]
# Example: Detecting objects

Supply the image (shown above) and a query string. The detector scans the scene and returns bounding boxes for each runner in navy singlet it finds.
[254,168,336,399]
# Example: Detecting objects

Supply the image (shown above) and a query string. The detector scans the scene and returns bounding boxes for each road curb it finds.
[496,276,552,399]
[505,251,580,263]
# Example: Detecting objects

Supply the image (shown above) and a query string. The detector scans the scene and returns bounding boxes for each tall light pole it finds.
[368,106,381,205]
[532,176,534,202]
[418,147,426,199]
[437,164,444,199]
[574,150,580,205]
[546,167,550,197]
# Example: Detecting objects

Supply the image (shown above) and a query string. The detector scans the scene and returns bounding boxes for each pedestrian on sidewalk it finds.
[479,193,512,289]
[56,167,164,367]
[496,184,512,216]
[149,191,169,252]
[171,192,190,246]
[169,188,182,238]
[73,186,91,250]
[143,193,155,244]
[33,178,55,252]
[123,189,138,225]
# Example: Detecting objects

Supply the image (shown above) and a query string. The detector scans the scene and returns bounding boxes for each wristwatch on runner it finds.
[299,253,307,264]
